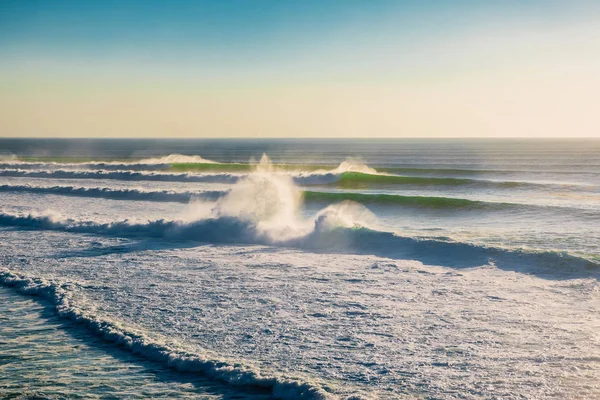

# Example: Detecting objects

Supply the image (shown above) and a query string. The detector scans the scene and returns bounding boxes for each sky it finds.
[0,0,599,138]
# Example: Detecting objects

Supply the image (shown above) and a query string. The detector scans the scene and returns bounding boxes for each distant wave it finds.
[330,172,522,188]
[0,169,242,183]
[0,211,597,274]
[378,166,600,176]
[0,162,173,172]
[3,165,595,192]
[0,168,525,188]
[4,155,600,183]
[0,154,218,172]
[0,269,335,400]
[0,184,227,203]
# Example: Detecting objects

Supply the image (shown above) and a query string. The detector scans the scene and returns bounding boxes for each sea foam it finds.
[0,268,336,400]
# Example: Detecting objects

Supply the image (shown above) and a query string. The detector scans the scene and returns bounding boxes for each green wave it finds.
[303,191,497,209]
[330,172,501,188]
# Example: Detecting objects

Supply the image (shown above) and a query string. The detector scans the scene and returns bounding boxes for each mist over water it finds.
[1,139,599,399]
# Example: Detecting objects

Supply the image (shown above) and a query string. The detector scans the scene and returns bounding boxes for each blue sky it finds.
[1,0,599,137]
[3,1,590,73]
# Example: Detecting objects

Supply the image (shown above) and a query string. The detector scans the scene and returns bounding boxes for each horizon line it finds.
[1,136,599,141]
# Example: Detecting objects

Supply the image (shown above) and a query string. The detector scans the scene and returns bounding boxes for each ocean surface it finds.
[0,138,599,399]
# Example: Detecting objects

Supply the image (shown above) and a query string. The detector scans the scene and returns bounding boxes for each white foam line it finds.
[0,268,338,400]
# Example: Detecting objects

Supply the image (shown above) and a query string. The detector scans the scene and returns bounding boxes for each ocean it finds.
[0,138,599,399]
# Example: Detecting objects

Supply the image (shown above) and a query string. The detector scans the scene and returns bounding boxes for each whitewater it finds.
[1,139,599,399]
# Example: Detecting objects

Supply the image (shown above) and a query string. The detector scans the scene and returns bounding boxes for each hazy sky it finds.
[1,0,599,138]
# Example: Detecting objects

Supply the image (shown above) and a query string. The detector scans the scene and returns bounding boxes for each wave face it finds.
[303,190,492,209]
[0,269,333,400]
[328,171,574,190]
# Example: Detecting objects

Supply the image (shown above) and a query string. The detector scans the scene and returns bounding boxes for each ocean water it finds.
[0,138,599,399]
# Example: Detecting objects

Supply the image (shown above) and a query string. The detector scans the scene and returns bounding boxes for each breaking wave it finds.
[0,209,598,274]
[0,269,335,400]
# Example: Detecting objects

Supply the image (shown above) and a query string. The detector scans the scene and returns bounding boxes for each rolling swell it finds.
[0,169,241,183]
[1,168,586,191]
[0,269,334,400]
[0,184,227,203]
[0,162,173,172]
[304,191,491,209]
[0,211,597,275]
[332,172,524,188]
[2,183,596,218]
[0,184,497,209]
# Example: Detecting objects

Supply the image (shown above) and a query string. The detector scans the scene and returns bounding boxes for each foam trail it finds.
[0,184,227,203]
[0,269,335,400]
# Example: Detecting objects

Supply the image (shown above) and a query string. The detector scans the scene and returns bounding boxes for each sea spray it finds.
[185,154,376,242]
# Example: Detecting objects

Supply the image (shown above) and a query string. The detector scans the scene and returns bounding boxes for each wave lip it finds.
[0,269,335,400]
